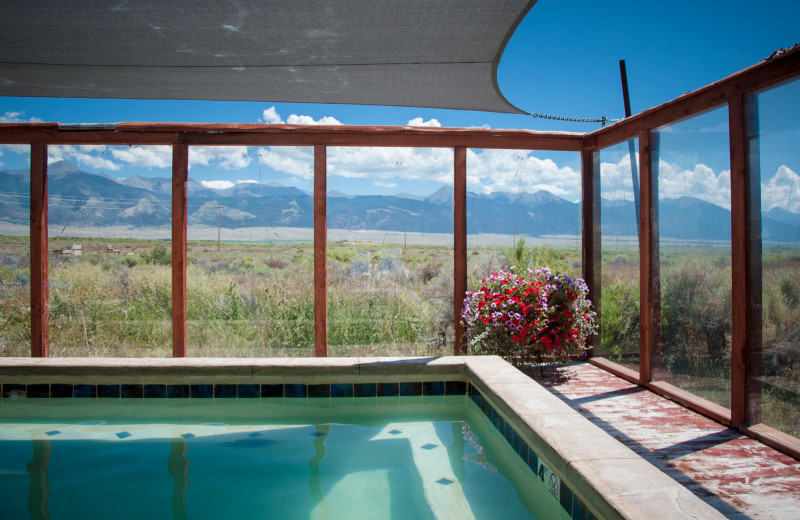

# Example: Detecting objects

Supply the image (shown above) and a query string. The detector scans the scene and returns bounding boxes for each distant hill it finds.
[0,161,797,243]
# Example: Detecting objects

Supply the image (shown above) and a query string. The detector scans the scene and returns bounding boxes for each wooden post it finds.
[314,145,328,357]
[454,147,467,355]
[581,149,601,355]
[729,94,763,428]
[639,131,659,383]
[30,143,49,357]
[172,144,188,357]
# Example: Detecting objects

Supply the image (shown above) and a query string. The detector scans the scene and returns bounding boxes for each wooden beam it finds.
[586,46,800,150]
[30,143,49,357]
[171,145,188,358]
[581,149,601,355]
[638,131,658,383]
[0,123,584,151]
[314,145,328,357]
[453,147,467,355]
[729,94,763,428]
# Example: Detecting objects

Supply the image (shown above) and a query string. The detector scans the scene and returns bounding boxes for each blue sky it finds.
[0,0,798,208]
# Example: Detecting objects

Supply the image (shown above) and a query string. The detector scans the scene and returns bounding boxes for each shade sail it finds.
[0,0,535,114]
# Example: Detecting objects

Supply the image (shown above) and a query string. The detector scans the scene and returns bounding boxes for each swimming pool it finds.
[2,395,574,519]
[0,356,724,520]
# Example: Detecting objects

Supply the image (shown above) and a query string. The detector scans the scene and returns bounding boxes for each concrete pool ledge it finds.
[0,355,724,519]
[463,356,725,520]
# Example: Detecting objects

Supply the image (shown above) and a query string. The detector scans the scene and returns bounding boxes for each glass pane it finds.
[326,146,453,356]
[753,77,800,437]
[653,106,732,408]
[188,146,314,356]
[46,146,172,356]
[0,145,31,356]
[599,140,640,369]
[464,149,584,360]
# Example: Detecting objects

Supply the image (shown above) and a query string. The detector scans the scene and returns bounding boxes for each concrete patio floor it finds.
[531,362,800,519]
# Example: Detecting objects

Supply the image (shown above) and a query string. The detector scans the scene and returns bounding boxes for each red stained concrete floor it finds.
[531,362,800,519]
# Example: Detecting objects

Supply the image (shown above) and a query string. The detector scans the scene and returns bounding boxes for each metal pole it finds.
[620,60,641,239]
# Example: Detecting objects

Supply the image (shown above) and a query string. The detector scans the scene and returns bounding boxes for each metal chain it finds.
[530,113,618,126]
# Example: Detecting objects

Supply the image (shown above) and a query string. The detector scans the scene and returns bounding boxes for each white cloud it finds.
[287,114,342,125]
[110,145,171,169]
[0,111,43,123]
[189,146,251,169]
[201,180,234,189]
[657,159,731,208]
[258,146,313,179]
[48,145,121,171]
[0,144,30,155]
[407,117,441,127]
[260,105,341,126]
[762,165,800,213]
[261,106,282,124]
[373,180,398,188]
[467,149,581,201]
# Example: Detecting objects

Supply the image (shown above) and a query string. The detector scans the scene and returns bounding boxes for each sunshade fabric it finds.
[0,0,534,114]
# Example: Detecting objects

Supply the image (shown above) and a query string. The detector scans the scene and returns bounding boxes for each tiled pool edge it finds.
[0,356,724,520]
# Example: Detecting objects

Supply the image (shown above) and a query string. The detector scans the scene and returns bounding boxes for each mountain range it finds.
[0,161,797,243]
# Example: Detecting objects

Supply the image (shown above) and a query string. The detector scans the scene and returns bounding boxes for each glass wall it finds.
[187,146,314,356]
[653,106,732,408]
[598,140,640,370]
[45,145,172,356]
[326,146,453,356]
[751,77,800,437]
[465,149,582,357]
[0,145,31,356]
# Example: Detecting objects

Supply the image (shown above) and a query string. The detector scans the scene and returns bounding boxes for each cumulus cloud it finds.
[48,145,121,171]
[261,106,282,124]
[110,145,171,169]
[467,149,581,201]
[258,146,314,179]
[260,105,342,125]
[762,165,800,213]
[189,146,251,169]
[0,111,43,123]
[200,179,259,190]
[201,180,234,189]
[373,180,398,188]
[407,117,441,127]
[657,159,731,208]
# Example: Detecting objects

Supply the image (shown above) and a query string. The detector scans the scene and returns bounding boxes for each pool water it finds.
[0,396,570,519]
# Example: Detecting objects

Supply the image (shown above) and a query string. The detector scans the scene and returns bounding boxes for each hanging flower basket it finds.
[461,268,597,366]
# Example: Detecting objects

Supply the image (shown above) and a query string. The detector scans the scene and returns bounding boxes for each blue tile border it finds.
[0,380,468,401]
[469,385,596,520]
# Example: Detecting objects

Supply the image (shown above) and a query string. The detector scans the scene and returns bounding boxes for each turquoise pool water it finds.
[0,396,572,520]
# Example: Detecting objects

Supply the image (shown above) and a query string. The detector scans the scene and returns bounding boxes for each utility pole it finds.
[217,201,222,252]
[403,218,407,251]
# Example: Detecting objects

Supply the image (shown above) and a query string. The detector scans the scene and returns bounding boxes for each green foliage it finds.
[600,278,640,361]
[504,238,569,273]
[140,244,171,266]
[327,249,356,264]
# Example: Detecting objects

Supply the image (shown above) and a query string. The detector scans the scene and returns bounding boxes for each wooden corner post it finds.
[639,131,659,383]
[454,147,467,355]
[30,143,49,357]
[172,144,188,357]
[729,94,763,428]
[581,149,601,356]
[314,145,328,357]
